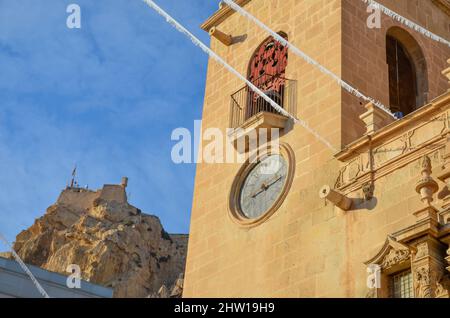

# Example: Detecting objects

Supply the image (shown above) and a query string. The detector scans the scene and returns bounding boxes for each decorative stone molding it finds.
[364,237,413,298]
[414,265,432,298]
[365,221,450,297]
[415,155,439,206]
[415,242,429,259]
[335,92,450,193]
[410,237,449,298]
[359,102,395,135]
[365,236,412,271]
[412,205,439,224]
[382,246,410,269]
[362,182,375,201]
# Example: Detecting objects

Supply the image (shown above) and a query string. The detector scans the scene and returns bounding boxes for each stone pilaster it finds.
[359,102,395,134]
[411,239,447,298]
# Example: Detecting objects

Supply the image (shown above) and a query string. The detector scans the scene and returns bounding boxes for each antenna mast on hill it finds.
[70,165,77,188]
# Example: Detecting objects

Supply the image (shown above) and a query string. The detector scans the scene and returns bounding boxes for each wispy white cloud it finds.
[0,0,219,243]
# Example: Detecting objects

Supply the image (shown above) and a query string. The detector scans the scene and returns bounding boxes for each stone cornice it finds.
[201,0,252,32]
[336,92,450,161]
[333,91,450,193]
[432,0,450,16]
[201,0,450,32]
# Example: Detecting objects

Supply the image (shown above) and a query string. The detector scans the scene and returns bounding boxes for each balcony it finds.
[229,74,297,129]
[228,74,297,149]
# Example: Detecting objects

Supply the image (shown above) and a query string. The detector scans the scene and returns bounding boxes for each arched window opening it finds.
[386,27,428,118]
[229,32,297,129]
[386,36,417,116]
[246,32,289,119]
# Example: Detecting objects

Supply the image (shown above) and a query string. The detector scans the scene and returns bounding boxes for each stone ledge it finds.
[227,111,289,151]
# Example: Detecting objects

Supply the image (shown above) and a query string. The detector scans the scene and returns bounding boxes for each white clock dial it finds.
[239,154,288,219]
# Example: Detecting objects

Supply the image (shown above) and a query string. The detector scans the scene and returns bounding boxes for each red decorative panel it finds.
[248,34,288,92]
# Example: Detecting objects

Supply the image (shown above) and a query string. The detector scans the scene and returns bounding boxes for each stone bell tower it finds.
[184,0,450,297]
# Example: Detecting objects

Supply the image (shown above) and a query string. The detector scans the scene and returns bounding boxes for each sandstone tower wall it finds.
[184,0,450,297]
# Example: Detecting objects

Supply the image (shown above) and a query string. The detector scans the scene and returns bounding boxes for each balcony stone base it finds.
[227,111,288,153]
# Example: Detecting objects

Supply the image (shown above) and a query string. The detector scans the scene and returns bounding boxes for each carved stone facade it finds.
[365,151,450,298]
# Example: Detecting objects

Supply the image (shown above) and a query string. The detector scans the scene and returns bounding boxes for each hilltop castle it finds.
[58,176,129,210]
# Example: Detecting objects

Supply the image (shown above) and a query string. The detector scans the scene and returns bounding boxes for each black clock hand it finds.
[251,185,266,198]
[251,174,281,198]
[265,175,282,189]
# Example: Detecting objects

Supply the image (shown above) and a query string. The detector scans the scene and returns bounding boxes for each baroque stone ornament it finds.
[365,236,412,271]
[415,266,432,298]
[381,246,410,269]
[415,242,428,259]
[415,155,439,206]
[362,182,375,201]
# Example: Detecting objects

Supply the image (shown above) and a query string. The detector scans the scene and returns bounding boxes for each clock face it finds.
[239,154,288,219]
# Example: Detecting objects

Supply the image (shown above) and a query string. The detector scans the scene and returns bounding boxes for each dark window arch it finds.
[386,27,428,117]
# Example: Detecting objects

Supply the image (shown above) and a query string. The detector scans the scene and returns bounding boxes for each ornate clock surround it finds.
[228,143,295,228]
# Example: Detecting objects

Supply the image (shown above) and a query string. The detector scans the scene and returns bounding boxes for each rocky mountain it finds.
[10,179,188,298]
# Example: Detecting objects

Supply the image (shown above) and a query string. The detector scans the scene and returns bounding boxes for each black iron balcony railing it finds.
[229,74,297,129]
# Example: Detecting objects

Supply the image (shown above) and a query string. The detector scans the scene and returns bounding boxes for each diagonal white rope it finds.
[363,0,450,48]
[0,232,50,298]
[142,0,338,152]
[222,0,396,119]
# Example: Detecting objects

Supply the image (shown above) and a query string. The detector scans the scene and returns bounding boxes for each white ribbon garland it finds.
[362,0,450,48]
[222,0,396,119]
[142,0,337,152]
[0,233,50,298]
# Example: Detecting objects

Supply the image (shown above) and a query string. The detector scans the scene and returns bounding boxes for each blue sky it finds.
[0,0,219,244]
